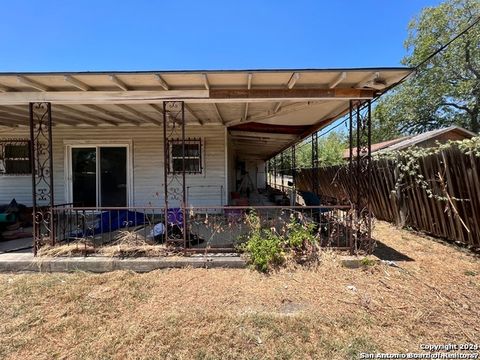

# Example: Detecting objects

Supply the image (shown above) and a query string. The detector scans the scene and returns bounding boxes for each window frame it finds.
[0,139,32,176]
[167,138,203,175]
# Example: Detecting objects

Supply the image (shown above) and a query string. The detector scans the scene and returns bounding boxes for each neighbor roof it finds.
[0,67,413,159]
[345,126,476,158]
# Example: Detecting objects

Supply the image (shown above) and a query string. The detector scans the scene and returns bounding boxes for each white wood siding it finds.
[0,125,226,207]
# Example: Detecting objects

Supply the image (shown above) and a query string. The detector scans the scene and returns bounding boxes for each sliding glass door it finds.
[71,146,128,207]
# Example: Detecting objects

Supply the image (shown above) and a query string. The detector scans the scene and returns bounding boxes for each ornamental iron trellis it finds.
[163,101,187,248]
[264,101,372,254]
[311,131,319,196]
[348,100,373,253]
[29,102,55,254]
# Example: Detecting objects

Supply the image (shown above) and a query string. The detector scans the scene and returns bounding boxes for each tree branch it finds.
[440,101,473,114]
[465,39,480,79]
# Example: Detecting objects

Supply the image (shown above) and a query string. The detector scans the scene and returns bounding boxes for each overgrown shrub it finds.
[238,212,284,272]
[286,217,316,249]
[239,211,318,272]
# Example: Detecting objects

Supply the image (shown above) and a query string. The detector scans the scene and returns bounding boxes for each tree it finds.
[373,0,480,135]
[295,132,346,169]
[269,131,346,175]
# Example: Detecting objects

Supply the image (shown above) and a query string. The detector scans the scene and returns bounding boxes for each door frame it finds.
[64,140,133,207]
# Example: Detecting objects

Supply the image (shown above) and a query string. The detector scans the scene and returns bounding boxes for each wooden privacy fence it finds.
[296,144,480,249]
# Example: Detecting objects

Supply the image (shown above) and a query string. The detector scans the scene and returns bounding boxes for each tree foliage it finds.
[373,0,480,136]
[274,132,346,173]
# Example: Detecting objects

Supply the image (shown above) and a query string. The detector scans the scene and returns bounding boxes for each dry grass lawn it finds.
[0,221,479,359]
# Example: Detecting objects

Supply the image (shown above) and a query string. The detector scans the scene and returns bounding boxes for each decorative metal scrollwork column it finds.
[163,101,187,248]
[265,162,268,189]
[311,131,319,196]
[280,152,284,192]
[273,156,277,188]
[348,100,373,254]
[29,102,54,254]
[291,144,296,204]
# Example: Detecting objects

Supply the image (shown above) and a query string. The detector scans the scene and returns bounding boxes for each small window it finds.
[0,140,31,175]
[168,138,202,174]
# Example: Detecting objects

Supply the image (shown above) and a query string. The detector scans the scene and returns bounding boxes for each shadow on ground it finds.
[373,239,414,262]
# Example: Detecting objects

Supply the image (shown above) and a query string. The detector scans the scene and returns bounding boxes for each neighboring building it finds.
[344,126,476,159]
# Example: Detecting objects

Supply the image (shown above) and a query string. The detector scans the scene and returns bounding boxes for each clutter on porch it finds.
[0,199,32,241]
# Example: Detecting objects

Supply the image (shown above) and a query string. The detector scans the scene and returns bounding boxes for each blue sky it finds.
[0,0,442,72]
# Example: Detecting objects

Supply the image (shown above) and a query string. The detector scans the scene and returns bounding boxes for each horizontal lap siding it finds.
[0,174,31,205]
[185,127,226,207]
[0,129,31,205]
[0,125,226,207]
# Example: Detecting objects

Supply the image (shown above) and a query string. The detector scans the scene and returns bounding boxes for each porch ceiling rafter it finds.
[0,83,12,92]
[273,72,300,115]
[16,75,49,91]
[109,75,129,91]
[227,102,313,128]
[242,73,253,122]
[0,110,28,126]
[66,74,157,126]
[233,137,293,144]
[356,72,386,89]
[55,105,115,126]
[154,74,170,90]
[229,130,299,139]
[299,102,350,138]
[13,76,115,126]
[148,104,199,126]
[329,71,347,89]
[115,104,162,126]
[202,73,224,125]
[64,75,91,91]
[0,107,40,126]
[151,75,203,125]
[271,101,353,157]
[63,76,121,125]
[82,104,140,126]
[2,105,99,127]
[0,117,18,127]
[184,104,203,125]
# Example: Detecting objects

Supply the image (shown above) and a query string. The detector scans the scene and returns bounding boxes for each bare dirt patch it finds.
[0,221,479,359]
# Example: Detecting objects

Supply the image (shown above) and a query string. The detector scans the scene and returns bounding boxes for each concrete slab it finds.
[0,237,33,253]
[0,252,246,273]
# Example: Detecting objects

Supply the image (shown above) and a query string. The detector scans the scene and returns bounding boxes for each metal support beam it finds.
[268,159,272,188]
[273,156,277,190]
[367,100,372,252]
[351,100,373,254]
[29,102,54,254]
[348,100,353,169]
[280,152,284,193]
[264,162,268,190]
[311,131,319,196]
[291,145,296,181]
[291,144,296,205]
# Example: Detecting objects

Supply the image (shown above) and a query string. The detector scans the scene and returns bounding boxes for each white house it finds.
[0,68,411,250]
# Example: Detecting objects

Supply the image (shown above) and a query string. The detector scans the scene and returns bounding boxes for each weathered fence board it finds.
[296,146,480,248]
